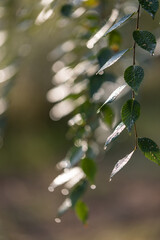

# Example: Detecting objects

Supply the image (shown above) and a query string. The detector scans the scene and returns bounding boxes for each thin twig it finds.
[132,4,141,150]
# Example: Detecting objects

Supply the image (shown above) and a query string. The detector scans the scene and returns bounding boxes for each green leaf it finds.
[121,99,140,132]
[104,122,126,149]
[81,158,97,183]
[70,180,88,207]
[75,200,89,224]
[101,105,114,127]
[133,30,156,55]
[105,13,135,36]
[124,65,144,93]
[96,49,130,75]
[97,84,126,113]
[138,0,159,19]
[108,30,122,51]
[109,150,135,181]
[138,137,160,165]
[60,4,73,17]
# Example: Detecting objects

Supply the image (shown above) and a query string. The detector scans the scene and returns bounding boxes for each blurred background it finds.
[0,0,160,239]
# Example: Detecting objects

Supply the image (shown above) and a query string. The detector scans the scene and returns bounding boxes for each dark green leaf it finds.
[75,200,89,224]
[70,180,88,207]
[121,99,140,132]
[97,85,126,113]
[108,30,122,51]
[81,158,97,183]
[133,30,156,55]
[124,65,144,93]
[96,49,130,75]
[60,4,73,17]
[101,105,114,127]
[138,137,160,165]
[109,150,135,181]
[105,13,135,35]
[104,122,126,149]
[138,0,159,19]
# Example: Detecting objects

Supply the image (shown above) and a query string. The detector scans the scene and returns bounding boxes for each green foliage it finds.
[133,30,156,55]
[121,100,140,132]
[124,65,144,93]
[138,0,159,19]
[60,4,73,17]
[138,138,160,165]
[75,200,88,224]
[81,158,97,183]
[108,31,122,51]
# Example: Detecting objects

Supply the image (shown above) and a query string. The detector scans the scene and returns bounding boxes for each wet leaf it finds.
[97,85,126,113]
[104,122,126,149]
[124,65,144,93]
[75,200,89,224]
[133,30,156,55]
[97,47,113,68]
[138,137,160,165]
[109,150,135,181]
[105,13,135,36]
[138,0,159,19]
[121,99,140,132]
[96,49,130,75]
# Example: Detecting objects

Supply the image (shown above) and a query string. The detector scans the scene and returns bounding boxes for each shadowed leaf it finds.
[121,99,140,132]
[81,158,97,183]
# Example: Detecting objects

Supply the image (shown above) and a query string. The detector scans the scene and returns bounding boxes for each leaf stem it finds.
[132,4,141,150]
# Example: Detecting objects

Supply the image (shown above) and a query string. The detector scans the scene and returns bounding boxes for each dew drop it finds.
[90,184,96,190]
[48,186,54,192]
[61,188,69,195]
[55,218,61,223]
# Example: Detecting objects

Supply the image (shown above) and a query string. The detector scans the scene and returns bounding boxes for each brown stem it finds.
[132,4,141,150]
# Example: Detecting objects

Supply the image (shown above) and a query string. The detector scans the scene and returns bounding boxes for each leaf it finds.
[68,146,85,167]
[108,30,122,52]
[75,200,89,224]
[124,65,144,93]
[104,122,126,149]
[97,47,113,67]
[133,30,156,55]
[104,13,135,36]
[58,198,72,217]
[60,4,73,17]
[109,150,135,181]
[97,84,127,113]
[138,0,159,19]
[138,137,160,165]
[96,49,130,75]
[89,73,116,98]
[70,180,88,207]
[121,99,140,132]
[101,105,114,127]
[81,158,97,183]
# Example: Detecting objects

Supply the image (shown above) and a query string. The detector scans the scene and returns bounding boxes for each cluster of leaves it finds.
[47,0,160,224]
